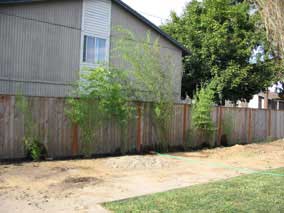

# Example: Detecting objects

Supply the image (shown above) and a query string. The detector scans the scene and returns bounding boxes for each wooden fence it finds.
[0,95,284,160]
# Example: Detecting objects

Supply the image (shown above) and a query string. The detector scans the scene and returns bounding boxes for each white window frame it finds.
[82,34,108,66]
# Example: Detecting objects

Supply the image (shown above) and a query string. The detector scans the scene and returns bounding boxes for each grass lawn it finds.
[104,168,284,213]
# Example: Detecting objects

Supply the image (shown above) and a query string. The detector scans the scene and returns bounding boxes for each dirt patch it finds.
[51,167,72,172]
[0,186,12,196]
[34,167,74,179]
[62,177,101,188]
[0,140,284,212]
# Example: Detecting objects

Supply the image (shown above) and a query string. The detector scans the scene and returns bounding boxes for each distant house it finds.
[226,89,284,110]
[0,0,187,99]
[244,91,284,110]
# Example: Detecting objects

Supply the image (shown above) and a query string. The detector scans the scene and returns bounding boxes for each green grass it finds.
[104,168,284,213]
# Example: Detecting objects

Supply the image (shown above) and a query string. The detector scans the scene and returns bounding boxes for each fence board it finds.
[1,95,284,160]
[252,109,267,142]
[280,111,284,138]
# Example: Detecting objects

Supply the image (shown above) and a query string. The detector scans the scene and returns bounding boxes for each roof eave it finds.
[112,0,189,55]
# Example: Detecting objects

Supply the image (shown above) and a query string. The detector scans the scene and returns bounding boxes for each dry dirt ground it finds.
[1,140,284,213]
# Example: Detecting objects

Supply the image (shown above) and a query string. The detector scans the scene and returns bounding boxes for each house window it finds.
[83,35,107,64]
[95,38,106,63]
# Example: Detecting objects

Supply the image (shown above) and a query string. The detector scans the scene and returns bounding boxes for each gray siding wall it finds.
[0,0,82,97]
[110,2,183,100]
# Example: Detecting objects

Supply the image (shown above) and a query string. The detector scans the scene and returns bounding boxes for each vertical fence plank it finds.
[247,108,252,144]
[72,123,79,156]
[0,97,5,158]
[267,110,271,138]
[9,96,16,158]
[182,104,188,146]
[136,102,142,153]
[43,98,48,155]
[14,96,23,158]
[217,107,223,146]
[4,97,10,159]
[271,110,276,139]
[280,111,284,138]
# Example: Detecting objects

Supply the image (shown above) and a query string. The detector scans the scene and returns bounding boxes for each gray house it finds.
[0,0,187,98]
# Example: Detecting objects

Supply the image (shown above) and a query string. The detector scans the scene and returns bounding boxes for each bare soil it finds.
[1,140,284,213]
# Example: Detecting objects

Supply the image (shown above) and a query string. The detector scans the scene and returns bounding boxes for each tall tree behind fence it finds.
[0,96,284,160]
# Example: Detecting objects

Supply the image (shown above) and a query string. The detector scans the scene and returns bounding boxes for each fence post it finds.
[247,109,252,144]
[217,106,223,146]
[136,102,142,153]
[72,123,79,156]
[183,104,189,147]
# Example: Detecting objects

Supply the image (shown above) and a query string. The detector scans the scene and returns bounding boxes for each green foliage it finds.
[192,85,215,131]
[152,102,174,151]
[78,67,133,125]
[67,27,178,153]
[66,67,135,155]
[16,95,46,161]
[112,27,176,102]
[162,0,282,103]
[23,138,44,161]
[112,27,176,150]
[190,80,216,147]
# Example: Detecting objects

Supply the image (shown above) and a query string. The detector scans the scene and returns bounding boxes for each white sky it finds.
[122,0,189,26]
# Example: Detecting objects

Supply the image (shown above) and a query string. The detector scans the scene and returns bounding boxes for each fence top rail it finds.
[218,106,284,112]
[1,95,284,112]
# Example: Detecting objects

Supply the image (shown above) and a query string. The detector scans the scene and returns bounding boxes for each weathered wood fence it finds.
[0,95,284,160]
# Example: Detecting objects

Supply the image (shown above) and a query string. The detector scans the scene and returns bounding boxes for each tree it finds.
[190,80,216,148]
[255,0,284,58]
[112,28,177,150]
[162,0,281,104]
[254,0,284,96]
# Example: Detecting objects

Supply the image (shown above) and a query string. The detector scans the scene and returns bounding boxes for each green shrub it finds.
[23,138,46,161]
[190,81,216,148]
[66,67,135,156]
[113,27,176,151]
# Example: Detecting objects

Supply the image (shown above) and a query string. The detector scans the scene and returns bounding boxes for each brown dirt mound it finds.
[103,155,175,170]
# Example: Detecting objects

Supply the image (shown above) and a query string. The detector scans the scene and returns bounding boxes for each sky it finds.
[122,0,189,26]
